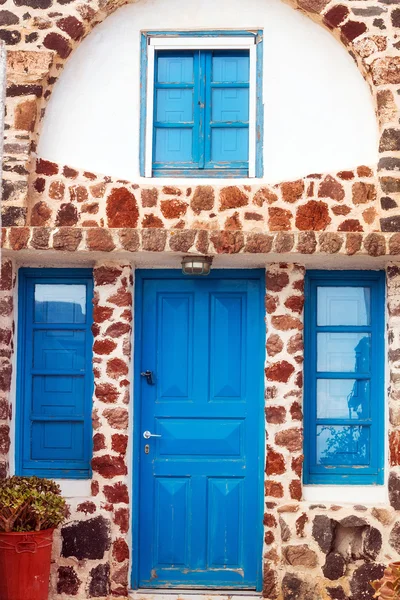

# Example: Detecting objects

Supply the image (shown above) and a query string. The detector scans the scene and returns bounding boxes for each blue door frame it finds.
[131,269,265,590]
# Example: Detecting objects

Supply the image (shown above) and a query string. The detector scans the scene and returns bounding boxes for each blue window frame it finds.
[140,31,263,178]
[304,271,385,485]
[16,269,93,479]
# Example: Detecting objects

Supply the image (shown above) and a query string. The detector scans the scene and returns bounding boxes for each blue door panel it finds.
[31,422,85,460]
[157,55,194,83]
[212,53,249,82]
[212,89,249,122]
[156,89,194,122]
[33,330,85,370]
[137,273,263,589]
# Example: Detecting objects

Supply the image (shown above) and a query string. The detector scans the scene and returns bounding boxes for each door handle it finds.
[143,431,162,439]
[141,370,155,385]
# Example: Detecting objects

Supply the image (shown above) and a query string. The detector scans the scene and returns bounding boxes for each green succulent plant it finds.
[0,476,66,533]
[371,563,400,599]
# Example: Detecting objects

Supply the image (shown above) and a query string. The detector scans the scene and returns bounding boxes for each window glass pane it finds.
[211,128,248,163]
[212,89,249,122]
[317,332,370,372]
[317,379,370,419]
[155,128,193,163]
[34,284,86,324]
[316,425,370,466]
[157,54,194,83]
[156,89,193,123]
[212,53,249,82]
[317,286,370,326]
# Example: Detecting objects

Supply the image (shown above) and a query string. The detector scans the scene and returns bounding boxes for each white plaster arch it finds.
[37,0,378,185]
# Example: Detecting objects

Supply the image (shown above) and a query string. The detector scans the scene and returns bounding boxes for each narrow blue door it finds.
[137,271,264,589]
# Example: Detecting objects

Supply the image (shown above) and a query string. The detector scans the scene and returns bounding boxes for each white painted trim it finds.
[54,479,91,498]
[248,44,256,178]
[149,36,255,48]
[144,35,257,178]
[145,45,155,178]
[303,485,387,505]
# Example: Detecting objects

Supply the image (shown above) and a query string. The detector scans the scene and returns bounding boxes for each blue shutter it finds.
[152,49,250,176]
[205,50,249,170]
[17,269,93,479]
[304,271,385,485]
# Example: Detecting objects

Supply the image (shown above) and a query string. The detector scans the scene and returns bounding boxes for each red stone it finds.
[113,539,129,563]
[390,430,400,466]
[225,212,242,230]
[265,480,284,499]
[9,227,29,250]
[253,187,278,206]
[63,166,78,179]
[43,32,71,58]
[36,158,58,176]
[0,296,13,317]
[93,433,106,452]
[287,334,303,355]
[275,428,303,452]
[142,214,164,228]
[142,230,167,252]
[337,170,354,180]
[93,339,117,355]
[14,98,37,132]
[95,382,119,404]
[357,166,373,178]
[30,201,52,226]
[266,361,295,383]
[112,434,128,455]
[318,175,345,201]
[284,296,304,314]
[331,205,351,216]
[0,261,13,291]
[296,513,308,537]
[57,16,84,40]
[106,358,129,379]
[34,178,45,193]
[268,207,292,231]
[104,482,129,504]
[264,531,275,545]
[94,266,122,286]
[87,229,115,252]
[160,199,188,219]
[191,186,214,213]
[105,188,139,228]
[56,203,78,227]
[210,231,244,254]
[281,180,304,203]
[266,270,289,292]
[93,306,114,324]
[103,407,129,430]
[323,5,349,28]
[352,182,376,204]
[266,406,286,425]
[91,455,127,479]
[266,294,278,314]
[264,513,277,528]
[0,363,12,393]
[0,425,10,454]
[341,20,367,43]
[289,480,302,501]
[290,402,303,421]
[91,481,99,496]
[53,228,82,252]
[69,185,88,203]
[114,508,129,533]
[292,455,304,478]
[219,187,248,210]
[271,315,303,331]
[49,181,65,200]
[105,322,131,338]
[338,219,363,232]
[77,501,96,514]
[295,201,331,231]
[266,334,283,357]
[107,288,132,308]
[162,186,182,196]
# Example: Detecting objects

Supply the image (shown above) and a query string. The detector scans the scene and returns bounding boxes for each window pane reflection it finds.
[317,286,370,326]
[317,425,369,466]
[317,379,369,419]
[34,284,86,324]
[317,333,371,372]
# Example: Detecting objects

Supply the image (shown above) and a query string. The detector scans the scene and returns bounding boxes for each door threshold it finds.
[130,590,261,598]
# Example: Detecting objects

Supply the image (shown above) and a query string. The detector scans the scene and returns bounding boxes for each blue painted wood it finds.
[139,30,263,178]
[16,269,93,479]
[303,270,385,485]
[135,270,264,590]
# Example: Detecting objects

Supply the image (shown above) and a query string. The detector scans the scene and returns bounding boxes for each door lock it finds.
[141,370,155,385]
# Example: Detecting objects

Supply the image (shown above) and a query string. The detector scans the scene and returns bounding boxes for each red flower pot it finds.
[0,529,54,600]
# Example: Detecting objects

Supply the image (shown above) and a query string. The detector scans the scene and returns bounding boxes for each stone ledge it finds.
[2,227,400,258]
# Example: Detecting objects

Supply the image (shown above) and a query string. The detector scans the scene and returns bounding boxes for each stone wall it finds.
[0,259,15,480]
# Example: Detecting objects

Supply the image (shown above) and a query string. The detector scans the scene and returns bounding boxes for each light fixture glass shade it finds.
[181,256,213,276]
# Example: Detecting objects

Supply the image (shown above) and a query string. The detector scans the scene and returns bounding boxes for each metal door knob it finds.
[143,431,162,439]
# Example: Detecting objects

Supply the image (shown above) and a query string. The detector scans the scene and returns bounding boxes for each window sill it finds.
[53,479,92,498]
[303,484,387,506]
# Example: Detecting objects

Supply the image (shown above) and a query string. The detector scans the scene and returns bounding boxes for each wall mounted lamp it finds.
[181,256,213,276]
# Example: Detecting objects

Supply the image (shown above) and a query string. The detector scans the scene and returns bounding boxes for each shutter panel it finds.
[18,270,93,479]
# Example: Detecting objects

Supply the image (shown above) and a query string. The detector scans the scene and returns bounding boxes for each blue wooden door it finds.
[137,271,264,589]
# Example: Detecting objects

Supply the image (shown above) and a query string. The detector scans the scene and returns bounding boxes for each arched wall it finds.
[36,0,377,185]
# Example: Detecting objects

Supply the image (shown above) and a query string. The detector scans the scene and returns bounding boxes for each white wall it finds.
[38,0,378,185]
